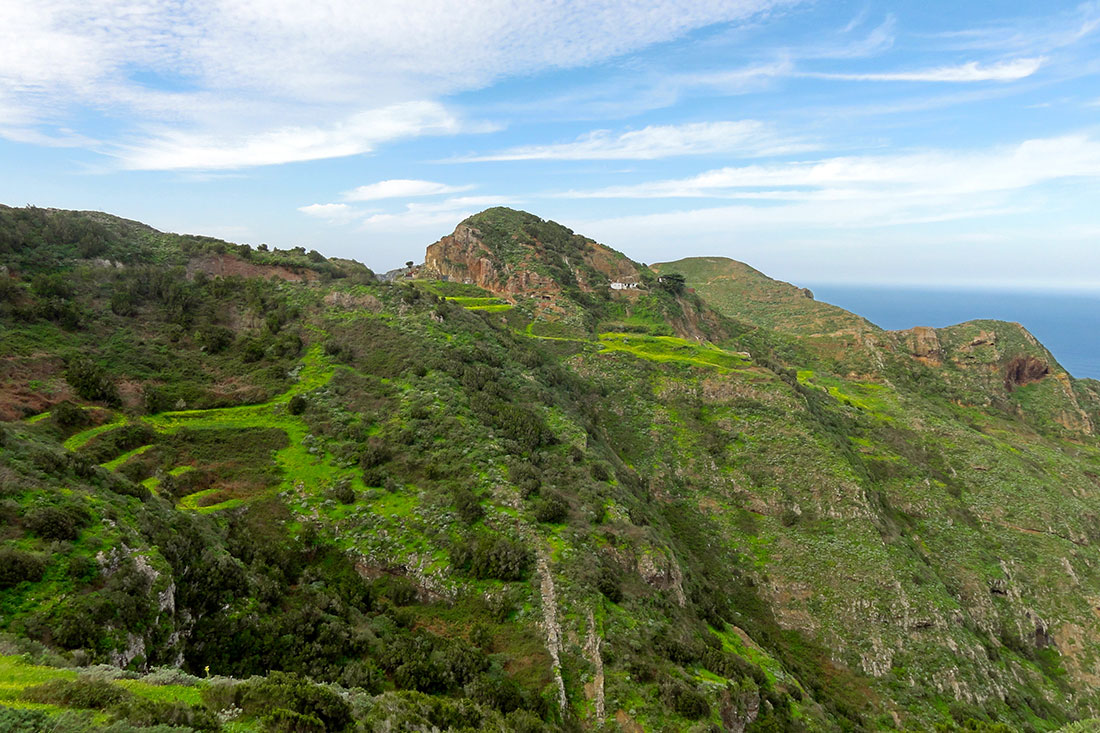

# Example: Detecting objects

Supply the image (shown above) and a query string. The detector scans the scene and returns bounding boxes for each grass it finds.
[597,332,750,371]
[48,345,345,515]
[100,443,154,470]
[467,304,513,312]
[114,678,204,706]
[445,296,514,313]
[63,416,128,451]
[0,656,77,705]
[445,297,506,307]
[0,655,205,722]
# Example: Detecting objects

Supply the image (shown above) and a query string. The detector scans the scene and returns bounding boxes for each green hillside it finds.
[3,206,1100,732]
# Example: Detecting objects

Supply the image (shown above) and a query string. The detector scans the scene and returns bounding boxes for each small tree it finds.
[657,273,686,294]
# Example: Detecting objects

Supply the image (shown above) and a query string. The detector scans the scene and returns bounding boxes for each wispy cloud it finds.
[342,179,474,201]
[0,0,794,167]
[298,192,516,232]
[360,196,521,232]
[926,3,1100,52]
[111,102,467,170]
[802,57,1044,83]
[459,121,815,161]
[558,133,1100,202]
[298,203,360,224]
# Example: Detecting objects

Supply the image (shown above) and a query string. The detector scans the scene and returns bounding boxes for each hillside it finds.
[2,205,1100,733]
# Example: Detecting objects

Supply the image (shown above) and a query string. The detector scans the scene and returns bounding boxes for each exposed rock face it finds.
[424,223,558,294]
[900,326,943,365]
[423,218,645,297]
[1004,354,1050,390]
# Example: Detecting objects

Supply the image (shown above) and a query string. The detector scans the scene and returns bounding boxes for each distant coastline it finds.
[804,284,1100,380]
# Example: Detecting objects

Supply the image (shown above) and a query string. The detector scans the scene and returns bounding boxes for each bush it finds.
[264,708,324,733]
[52,400,90,428]
[64,357,120,405]
[196,325,233,354]
[338,659,384,693]
[114,696,221,731]
[466,669,525,713]
[359,440,390,469]
[453,487,484,524]
[326,479,355,504]
[659,677,709,720]
[238,671,352,733]
[450,534,533,581]
[362,467,385,487]
[533,492,568,524]
[596,564,623,603]
[0,547,46,588]
[25,503,90,541]
[22,678,131,709]
[287,394,307,415]
[240,338,265,363]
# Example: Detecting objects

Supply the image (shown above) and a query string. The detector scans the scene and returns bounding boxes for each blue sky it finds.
[2,0,1099,288]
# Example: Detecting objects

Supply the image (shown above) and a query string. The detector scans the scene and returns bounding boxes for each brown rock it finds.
[1004,355,1049,391]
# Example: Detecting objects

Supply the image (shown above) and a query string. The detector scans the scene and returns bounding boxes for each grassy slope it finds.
[4,207,1100,732]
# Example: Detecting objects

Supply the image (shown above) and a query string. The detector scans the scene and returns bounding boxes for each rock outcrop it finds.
[422,209,646,297]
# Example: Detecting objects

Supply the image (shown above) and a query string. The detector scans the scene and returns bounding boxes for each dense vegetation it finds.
[2,206,1100,732]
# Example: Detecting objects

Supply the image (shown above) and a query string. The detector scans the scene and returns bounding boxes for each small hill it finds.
[652,256,876,336]
[420,207,729,341]
[425,207,649,296]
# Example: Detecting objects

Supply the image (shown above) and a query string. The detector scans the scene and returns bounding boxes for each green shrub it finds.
[25,502,90,541]
[22,678,131,709]
[453,487,484,524]
[659,677,709,720]
[326,479,355,504]
[196,325,233,354]
[238,671,352,733]
[0,547,47,588]
[533,492,568,524]
[288,394,308,415]
[263,708,324,733]
[596,564,623,603]
[114,696,220,732]
[64,356,120,405]
[53,400,90,428]
[31,272,75,300]
[466,669,525,713]
[338,659,384,693]
[450,534,533,581]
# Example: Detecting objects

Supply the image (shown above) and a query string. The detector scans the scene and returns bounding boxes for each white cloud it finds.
[342,179,474,201]
[0,0,792,167]
[560,133,1100,201]
[461,120,815,161]
[296,195,517,232]
[803,57,1044,82]
[112,102,465,170]
[360,196,521,232]
[298,203,359,224]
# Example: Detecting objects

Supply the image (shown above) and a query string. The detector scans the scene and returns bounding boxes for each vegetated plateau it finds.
[2,203,1100,733]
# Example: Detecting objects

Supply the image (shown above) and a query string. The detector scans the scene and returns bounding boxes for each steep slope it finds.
[3,205,1100,733]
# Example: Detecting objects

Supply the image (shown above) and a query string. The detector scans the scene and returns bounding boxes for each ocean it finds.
[802,285,1100,381]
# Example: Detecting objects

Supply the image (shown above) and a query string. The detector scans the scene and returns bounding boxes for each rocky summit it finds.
[2,204,1100,733]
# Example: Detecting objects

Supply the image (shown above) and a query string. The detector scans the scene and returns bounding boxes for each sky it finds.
[1,0,1099,288]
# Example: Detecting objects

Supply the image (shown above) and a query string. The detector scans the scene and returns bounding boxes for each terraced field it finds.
[39,346,358,514]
